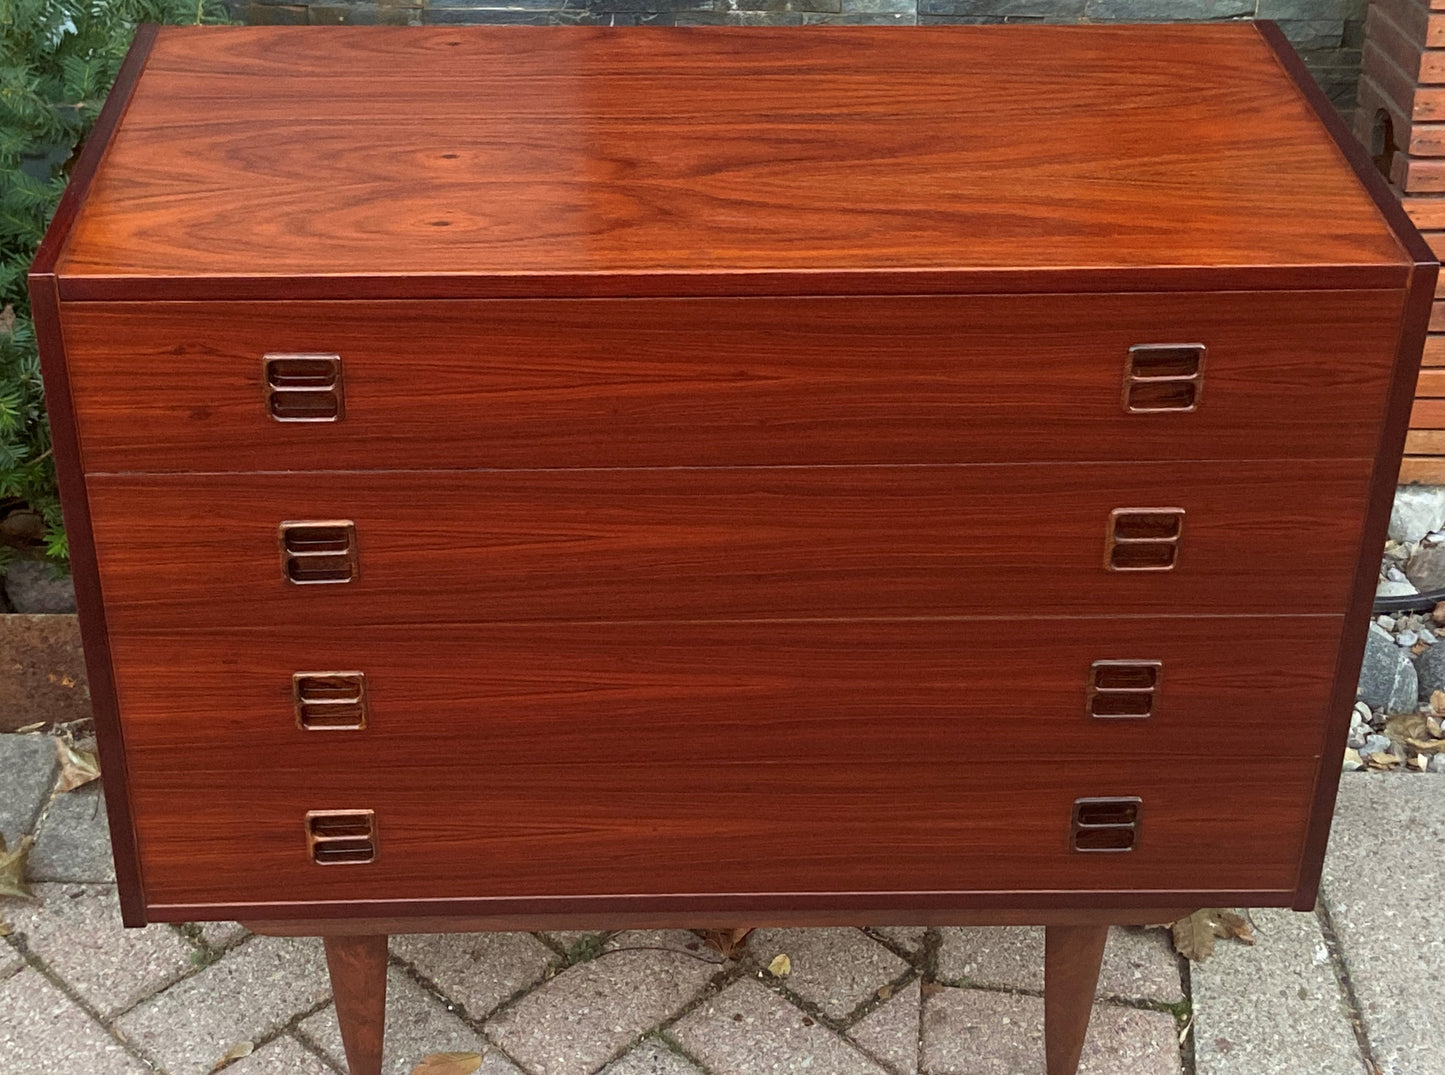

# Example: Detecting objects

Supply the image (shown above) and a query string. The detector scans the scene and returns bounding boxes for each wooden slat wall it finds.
[1360,0,1445,482]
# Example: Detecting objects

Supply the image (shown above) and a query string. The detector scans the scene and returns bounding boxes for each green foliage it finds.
[0,0,229,569]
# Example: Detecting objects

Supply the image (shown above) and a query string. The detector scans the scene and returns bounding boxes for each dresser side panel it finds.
[26,282,147,925]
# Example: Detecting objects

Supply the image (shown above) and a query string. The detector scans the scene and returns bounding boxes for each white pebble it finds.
[1388,566,1408,582]
[1398,630,1420,647]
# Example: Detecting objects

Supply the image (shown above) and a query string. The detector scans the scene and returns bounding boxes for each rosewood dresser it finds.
[30,22,1434,1075]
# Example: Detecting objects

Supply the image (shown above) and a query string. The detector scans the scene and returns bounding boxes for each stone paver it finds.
[220,1034,338,1075]
[1324,773,1445,1075]
[1192,907,1363,1075]
[671,978,888,1075]
[0,733,57,845]
[747,927,910,1019]
[485,929,717,1075]
[28,783,114,882]
[3,882,193,1017]
[0,966,149,1075]
[0,944,23,978]
[301,966,490,1075]
[115,935,331,1075]
[391,931,555,1019]
[937,926,1182,1002]
[543,930,608,956]
[921,987,1181,1075]
[600,1038,707,1075]
[197,920,251,949]
[868,925,928,955]
[847,977,920,1074]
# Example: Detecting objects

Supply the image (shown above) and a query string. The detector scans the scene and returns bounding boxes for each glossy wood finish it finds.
[1045,925,1110,1075]
[26,25,158,929]
[324,935,387,1075]
[1258,21,1443,910]
[87,462,1369,630]
[62,291,1405,472]
[55,25,1409,301]
[108,618,1346,764]
[129,752,1317,911]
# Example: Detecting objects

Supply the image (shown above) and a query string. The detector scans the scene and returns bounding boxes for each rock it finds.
[1389,486,1445,543]
[1360,625,1420,712]
[1360,734,1393,757]
[1378,615,1397,629]
[1418,642,1445,702]
[1429,754,1445,774]
[1429,531,1445,544]
[1399,630,1420,647]
[1406,543,1445,592]
[1377,579,1420,599]
[1388,566,1408,582]
[2,561,76,614]
[1354,702,1373,721]
[1423,629,1438,645]
[1347,715,1369,750]
[1343,748,1364,772]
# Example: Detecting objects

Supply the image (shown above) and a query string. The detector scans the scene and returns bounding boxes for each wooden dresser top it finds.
[51,23,1411,300]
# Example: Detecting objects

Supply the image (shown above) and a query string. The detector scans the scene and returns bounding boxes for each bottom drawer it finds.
[110,621,1335,913]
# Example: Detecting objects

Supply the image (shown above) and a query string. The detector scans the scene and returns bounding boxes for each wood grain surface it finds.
[87,461,1371,629]
[108,617,1345,764]
[64,290,1404,472]
[128,752,1317,908]
[53,24,1408,300]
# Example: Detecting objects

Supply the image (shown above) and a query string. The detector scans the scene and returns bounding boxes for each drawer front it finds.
[90,460,1369,628]
[63,291,1402,472]
[109,618,1345,762]
[130,751,1316,909]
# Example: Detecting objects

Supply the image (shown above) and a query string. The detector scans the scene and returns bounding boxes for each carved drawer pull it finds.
[279,521,358,584]
[1087,660,1161,719]
[305,809,376,865]
[264,353,344,422]
[1124,344,1204,413]
[1071,797,1141,853]
[1105,508,1184,571]
[294,672,367,730]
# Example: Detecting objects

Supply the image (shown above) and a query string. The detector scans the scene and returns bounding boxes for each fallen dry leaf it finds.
[1433,603,1445,625]
[920,979,945,998]
[410,1052,483,1075]
[1431,690,1445,717]
[210,1041,253,1071]
[1429,717,1445,739]
[53,740,100,794]
[1414,754,1430,771]
[701,928,752,960]
[0,919,12,937]
[12,722,44,735]
[1385,713,1430,743]
[1171,909,1254,962]
[1407,737,1445,754]
[876,983,893,1001]
[0,835,35,901]
[767,953,791,978]
[1366,752,1403,769]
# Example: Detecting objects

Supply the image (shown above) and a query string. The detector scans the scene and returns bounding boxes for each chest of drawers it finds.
[30,21,1434,1075]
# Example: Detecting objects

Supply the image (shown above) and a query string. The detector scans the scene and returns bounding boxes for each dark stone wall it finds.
[230,0,1367,107]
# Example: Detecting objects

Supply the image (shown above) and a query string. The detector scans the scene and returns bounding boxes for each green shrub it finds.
[1,0,228,570]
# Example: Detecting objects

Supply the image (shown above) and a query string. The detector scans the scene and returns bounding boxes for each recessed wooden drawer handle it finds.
[1105,507,1184,571]
[1124,344,1204,413]
[294,672,367,730]
[1071,797,1141,853]
[305,809,376,864]
[279,521,358,584]
[1087,660,1160,719]
[264,353,344,422]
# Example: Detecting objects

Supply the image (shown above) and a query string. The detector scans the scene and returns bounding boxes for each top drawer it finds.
[61,290,1403,472]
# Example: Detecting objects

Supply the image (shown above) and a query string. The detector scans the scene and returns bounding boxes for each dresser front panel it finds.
[108,617,1345,763]
[128,751,1316,909]
[88,460,1370,629]
[62,290,1403,473]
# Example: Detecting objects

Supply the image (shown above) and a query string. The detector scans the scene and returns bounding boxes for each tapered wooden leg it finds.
[324,934,388,1075]
[1044,924,1109,1075]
